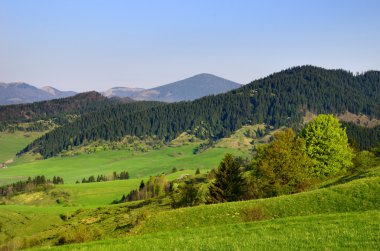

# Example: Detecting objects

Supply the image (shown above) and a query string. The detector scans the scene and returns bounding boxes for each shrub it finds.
[241,205,266,222]
[56,225,103,245]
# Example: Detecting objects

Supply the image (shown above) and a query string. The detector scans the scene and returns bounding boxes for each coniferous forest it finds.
[18,66,380,158]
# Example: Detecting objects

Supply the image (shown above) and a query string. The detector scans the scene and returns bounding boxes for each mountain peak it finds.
[141,73,241,102]
[41,86,58,95]
[101,74,241,102]
[0,82,76,105]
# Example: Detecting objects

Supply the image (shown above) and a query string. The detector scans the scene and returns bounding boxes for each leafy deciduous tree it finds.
[250,128,313,198]
[299,114,353,177]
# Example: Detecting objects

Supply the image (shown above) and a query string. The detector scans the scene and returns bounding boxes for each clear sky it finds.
[1,0,379,92]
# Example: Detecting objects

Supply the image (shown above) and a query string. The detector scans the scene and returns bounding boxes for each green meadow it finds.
[29,167,380,250]
[1,128,379,250]
[37,211,379,251]
[0,131,44,164]
[0,144,246,186]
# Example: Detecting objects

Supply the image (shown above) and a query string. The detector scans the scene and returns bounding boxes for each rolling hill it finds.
[0,91,110,124]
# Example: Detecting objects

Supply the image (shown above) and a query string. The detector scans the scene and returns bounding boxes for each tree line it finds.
[342,122,380,150]
[114,114,379,207]
[0,175,64,196]
[79,171,130,183]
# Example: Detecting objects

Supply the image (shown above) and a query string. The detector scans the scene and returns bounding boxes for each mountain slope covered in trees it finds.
[0,92,111,124]
[19,66,380,158]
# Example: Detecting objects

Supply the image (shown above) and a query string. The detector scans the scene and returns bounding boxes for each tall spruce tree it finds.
[207,153,245,203]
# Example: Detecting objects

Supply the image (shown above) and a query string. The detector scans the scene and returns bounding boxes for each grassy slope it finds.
[2,170,196,207]
[0,205,75,244]
[0,144,246,186]
[0,131,43,164]
[139,175,380,233]
[4,179,142,207]
[1,127,379,250]
[27,168,380,250]
[38,211,379,251]
[0,125,262,186]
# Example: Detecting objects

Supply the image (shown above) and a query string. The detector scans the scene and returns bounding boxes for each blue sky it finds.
[0,0,379,91]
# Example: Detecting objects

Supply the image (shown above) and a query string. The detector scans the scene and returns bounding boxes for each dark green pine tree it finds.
[207,153,246,203]
[139,180,145,190]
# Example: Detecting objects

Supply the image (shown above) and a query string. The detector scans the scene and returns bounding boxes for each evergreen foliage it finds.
[116,175,170,203]
[0,175,63,196]
[342,122,380,150]
[52,176,64,184]
[207,153,246,203]
[0,92,110,124]
[19,66,380,158]
[81,171,129,183]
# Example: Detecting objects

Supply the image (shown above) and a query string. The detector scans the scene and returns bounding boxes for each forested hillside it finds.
[343,122,380,150]
[19,66,380,158]
[0,92,109,124]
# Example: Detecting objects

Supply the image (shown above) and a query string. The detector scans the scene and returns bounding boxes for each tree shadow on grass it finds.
[319,170,370,189]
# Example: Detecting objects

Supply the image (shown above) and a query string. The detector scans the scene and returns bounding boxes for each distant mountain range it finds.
[0,83,76,105]
[102,73,242,102]
[0,74,241,105]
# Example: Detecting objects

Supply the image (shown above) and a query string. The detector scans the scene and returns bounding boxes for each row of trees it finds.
[114,175,170,203]
[80,171,130,183]
[342,122,380,150]
[0,175,64,196]
[114,114,376,207]
[208,115,354,202]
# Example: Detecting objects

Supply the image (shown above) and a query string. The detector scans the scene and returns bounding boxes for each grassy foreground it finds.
[36,210,380,251]
[9,168,377,250]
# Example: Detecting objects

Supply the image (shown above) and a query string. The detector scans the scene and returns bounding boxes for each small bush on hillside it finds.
[56,225,103,245]
[351,151,377,173]
[171,180,207,208]
[241,205,266,222]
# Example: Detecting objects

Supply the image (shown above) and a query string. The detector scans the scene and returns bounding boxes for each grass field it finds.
[3,179,141,207]
[0,131,44,164]
[1,167,378,250]
[0,205,75,245]
[0,144,247,186]
[1,129,379,250]
[29,168,380,251]
[36,210,380,251]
